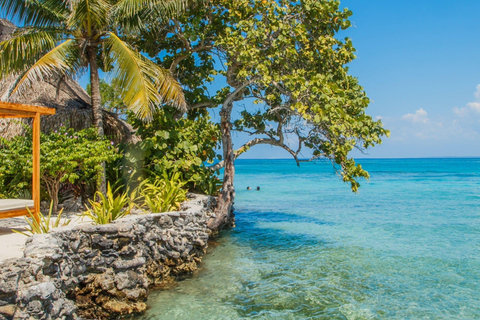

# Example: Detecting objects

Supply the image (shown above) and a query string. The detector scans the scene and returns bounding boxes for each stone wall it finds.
[0,194,219,320]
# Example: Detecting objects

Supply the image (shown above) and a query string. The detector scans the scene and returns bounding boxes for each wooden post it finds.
[32,113,41,222]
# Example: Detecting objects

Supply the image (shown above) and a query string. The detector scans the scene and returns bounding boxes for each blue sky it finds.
[75,1,480,159]
[340,0,480,158]
[239,0,480,159]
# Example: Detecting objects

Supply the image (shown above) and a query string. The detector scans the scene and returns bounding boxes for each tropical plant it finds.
[82,182,136,224]
[0,0,187,134]
[0,134,31,198]
[13,201,70,236]
[86,79,127,117]
[0,126,119,211]
[127,106,222,194]
[199,175,222,196]
[139,0,389,229]
[0,0,189,194]
[139,172,187,213]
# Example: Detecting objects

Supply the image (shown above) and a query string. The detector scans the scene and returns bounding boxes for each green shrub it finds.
[127,107,222,195]
[139,172,187,213]
[83,183,136,224]
[0,126,120,211]
[13,202,70,236]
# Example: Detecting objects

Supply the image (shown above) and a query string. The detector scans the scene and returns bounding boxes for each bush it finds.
[13,201,70,236]
[82,183,136,224]
[126,107,222,195]
[139,172,187,213]
[0,126,120,211]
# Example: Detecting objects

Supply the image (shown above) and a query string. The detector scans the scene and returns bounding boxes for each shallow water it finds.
[141,158,480,319]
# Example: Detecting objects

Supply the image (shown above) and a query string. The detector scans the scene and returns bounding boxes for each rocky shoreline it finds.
[0,194,228,320]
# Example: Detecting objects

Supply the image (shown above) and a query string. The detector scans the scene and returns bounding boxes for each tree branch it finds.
[169,43,214,73]
[209,135,301,171]
[190,101,215,109]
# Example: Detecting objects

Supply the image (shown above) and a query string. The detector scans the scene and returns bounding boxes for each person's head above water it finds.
[247,186,251,190]
[256,186,260,191]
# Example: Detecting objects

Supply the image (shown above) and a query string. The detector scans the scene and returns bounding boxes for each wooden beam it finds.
[32,112,41,223]
[0,108,36,117]
[0,115,34,119]
[0,102,55,115]
[0,207,34,219]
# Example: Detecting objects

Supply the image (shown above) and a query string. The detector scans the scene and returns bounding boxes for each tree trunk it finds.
[87,46,106,194]
[208,102,236,232]
[43,178,59,214]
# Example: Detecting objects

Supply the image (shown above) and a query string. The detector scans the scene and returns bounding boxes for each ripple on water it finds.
[141,159,480,319]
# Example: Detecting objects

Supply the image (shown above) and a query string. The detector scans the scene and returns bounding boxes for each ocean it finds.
[141,158,480,319]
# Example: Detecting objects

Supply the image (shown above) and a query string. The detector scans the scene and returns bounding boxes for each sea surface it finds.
[141,158,480,319]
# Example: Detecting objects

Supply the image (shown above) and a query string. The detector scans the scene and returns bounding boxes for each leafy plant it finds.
[127,106,222,194]
[86,79,127,116]
[199,175,222,196]
[82,183,136,225]
[13,202,70,236]
[139,172,187,213]
[0,134,32,198]
[0,0,187,128]
[0,126,120,211]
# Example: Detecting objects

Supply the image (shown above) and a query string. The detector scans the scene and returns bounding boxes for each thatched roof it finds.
[0,19,15,42]
[0,19,138,144]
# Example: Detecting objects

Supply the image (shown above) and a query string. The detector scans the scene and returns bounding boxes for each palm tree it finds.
[0,0,187,137]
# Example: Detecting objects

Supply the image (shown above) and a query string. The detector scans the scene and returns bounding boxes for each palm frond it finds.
[0,28,67,77]
[0,0,68,26]
[68,0,111,33]
[113,0,188,32]
[10,39,81,96]
[105,32,186,120]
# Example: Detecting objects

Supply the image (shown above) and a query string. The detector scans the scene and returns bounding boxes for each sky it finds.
[238,0,480,159]
[73,1,480,159]
[338,0,480,158]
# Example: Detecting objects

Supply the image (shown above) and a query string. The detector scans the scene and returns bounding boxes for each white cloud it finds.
[466,101,480,113]
[474,84,480,100]
[375,116,383,120]
[402,108,429,124]
[453,84,480,115]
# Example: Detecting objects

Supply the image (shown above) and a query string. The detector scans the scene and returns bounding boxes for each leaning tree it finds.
[133,0,389,230]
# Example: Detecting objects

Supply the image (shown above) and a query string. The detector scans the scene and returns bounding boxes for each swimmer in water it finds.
[256,186,260,191]
[247,186,251,190]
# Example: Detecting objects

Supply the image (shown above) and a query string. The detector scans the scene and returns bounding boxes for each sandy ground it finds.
[0,217,33,262]
[0,214,91,263]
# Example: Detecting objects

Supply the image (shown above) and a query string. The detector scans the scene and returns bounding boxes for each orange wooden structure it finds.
[0,102,55,220]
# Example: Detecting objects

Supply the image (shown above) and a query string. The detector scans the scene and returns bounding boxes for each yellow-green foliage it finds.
[83,183,136,225]
[140,172,187,213]
[127,107,222,195]
[13,202,70,236]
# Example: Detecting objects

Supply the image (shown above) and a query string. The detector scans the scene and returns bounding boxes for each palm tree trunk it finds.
[87,46,106,194]
[87,46,104,136]
[208,102,235,232]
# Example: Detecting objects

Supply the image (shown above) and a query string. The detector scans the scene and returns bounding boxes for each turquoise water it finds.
[141,158,480,319]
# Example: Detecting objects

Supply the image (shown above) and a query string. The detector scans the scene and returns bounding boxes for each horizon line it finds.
[236,156,480,160]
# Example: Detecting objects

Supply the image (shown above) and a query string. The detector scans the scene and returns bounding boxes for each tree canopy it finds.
[136,0,389,228]
[0,0,187,131]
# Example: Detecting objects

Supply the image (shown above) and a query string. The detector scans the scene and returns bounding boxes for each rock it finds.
[0,305,15,318]
[113,257,145,270]
[20,282,56,301]
[0,194,223,320]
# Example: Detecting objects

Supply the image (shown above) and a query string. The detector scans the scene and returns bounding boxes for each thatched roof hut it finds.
[0,19,138,144]
[0,19,15,42]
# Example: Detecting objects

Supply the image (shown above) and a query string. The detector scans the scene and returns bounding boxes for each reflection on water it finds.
[141,159,480,320]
